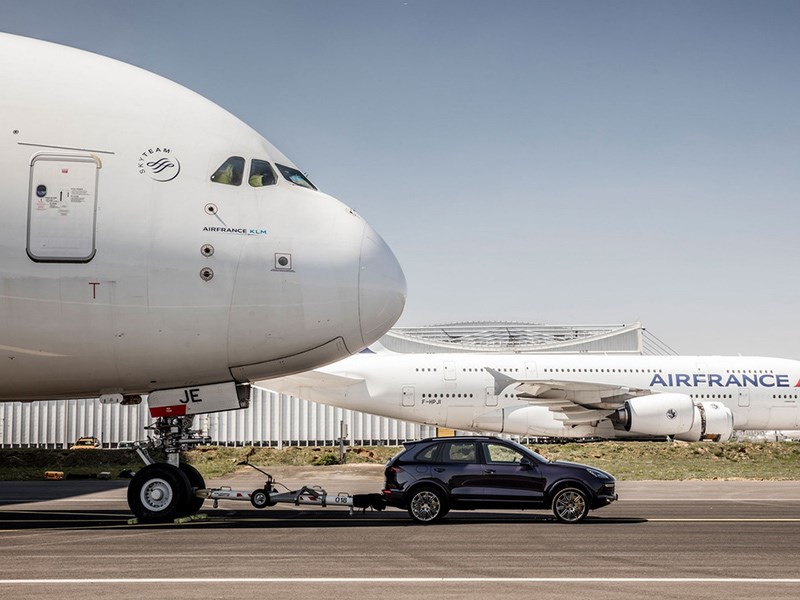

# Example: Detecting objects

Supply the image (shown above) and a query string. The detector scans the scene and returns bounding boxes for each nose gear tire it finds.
[127,463,192,522]
[178,462,206,516]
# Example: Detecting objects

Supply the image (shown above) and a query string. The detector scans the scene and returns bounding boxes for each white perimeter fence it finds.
[0,387,435,448]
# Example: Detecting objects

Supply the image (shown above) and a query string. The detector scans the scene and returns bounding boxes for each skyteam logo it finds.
[649,372,794,388]
[138,147,181,182]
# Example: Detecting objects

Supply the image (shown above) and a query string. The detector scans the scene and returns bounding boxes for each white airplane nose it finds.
[359,224,406,346]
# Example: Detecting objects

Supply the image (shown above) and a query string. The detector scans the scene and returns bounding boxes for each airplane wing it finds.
[254,371,365,398]
[484,367,652,424]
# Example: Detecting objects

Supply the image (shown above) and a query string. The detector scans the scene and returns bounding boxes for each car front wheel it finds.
[408,486,447,524]
[552,487,589,523]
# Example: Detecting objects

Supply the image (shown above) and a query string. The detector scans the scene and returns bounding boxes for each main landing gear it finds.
[127,415,209,522]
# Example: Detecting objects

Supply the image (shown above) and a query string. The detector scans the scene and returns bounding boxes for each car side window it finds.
[442,441,477,463]
[211,156,245,186]
[414,443,441,462]
[484,443,526,464]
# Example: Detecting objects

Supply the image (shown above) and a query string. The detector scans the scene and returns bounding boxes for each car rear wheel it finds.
[408,486,447,524]
[552,487,589,523]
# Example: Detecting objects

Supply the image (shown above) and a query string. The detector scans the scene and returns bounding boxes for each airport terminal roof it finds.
[381,321,677,355]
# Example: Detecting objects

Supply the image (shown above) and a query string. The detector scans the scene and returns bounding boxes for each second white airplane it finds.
[263,349,800,440]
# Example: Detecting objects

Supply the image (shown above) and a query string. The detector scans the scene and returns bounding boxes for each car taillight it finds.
[385,466,403,489]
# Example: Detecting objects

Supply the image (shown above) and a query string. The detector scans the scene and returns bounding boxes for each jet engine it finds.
[674,402,734,442]
[611,394,695,436]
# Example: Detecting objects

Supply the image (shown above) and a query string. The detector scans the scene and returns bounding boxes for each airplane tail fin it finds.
[484,367,519,396]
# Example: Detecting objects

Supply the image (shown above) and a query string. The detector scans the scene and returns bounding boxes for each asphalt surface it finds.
[1,466,799,600]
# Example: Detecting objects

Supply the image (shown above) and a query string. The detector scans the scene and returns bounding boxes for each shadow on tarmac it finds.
[0,508,647,530]
[0,480,129,505]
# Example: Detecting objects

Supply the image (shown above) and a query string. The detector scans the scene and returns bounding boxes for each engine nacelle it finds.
[674,402,734,442]
[612,394,695,436]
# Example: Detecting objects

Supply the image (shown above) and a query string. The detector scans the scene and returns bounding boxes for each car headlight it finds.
[586,468,610,480]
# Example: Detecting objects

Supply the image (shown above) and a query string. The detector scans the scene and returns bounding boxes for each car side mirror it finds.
[520,457,534,469]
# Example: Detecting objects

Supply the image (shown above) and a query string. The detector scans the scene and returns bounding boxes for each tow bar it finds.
[196,461,386,515]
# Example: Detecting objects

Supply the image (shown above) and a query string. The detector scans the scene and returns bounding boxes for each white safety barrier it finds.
[0,387,435,448]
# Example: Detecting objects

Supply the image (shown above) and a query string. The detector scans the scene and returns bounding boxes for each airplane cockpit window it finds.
[276,163,317,190]
[211,156,245,185]
[249,159,277,187]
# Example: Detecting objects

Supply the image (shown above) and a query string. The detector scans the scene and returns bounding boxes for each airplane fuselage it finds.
[0,33,405,400]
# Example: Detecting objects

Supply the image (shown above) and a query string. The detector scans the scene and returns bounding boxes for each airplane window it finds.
[211,156,245,186]
[249,160,277,187]
[276,164,317,190]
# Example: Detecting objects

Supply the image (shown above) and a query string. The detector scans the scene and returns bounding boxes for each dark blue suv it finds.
[383,436,617,523]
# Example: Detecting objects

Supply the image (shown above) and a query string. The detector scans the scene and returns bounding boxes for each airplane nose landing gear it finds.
[127,415,209,522]
[128,383,251,522]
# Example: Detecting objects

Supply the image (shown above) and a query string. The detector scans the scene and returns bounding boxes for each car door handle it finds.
[434,467,446,472]
[483,469,496,474]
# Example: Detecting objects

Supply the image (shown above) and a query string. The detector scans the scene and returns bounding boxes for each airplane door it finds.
[738,388,750,407]
[402,386,415,407]
[444,361,456,381]
[27,153,101,262]
[524,362,538,379]
[485,386,497,407]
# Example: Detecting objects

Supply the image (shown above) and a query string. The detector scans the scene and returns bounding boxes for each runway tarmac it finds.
[1,465,799,600]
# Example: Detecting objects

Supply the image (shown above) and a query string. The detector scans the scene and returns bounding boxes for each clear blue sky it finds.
[4,1,800,358]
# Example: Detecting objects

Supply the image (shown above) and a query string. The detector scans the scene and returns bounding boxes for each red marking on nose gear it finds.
[149,404,187,418]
